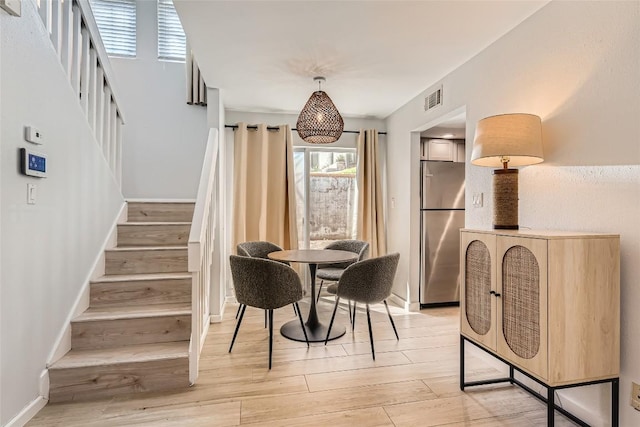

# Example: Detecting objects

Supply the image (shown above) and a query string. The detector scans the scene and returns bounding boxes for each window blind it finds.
[89,0,136,58]
[158,0,186,61]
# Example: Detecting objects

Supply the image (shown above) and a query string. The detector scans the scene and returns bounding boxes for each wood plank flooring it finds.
[28,301,578,426]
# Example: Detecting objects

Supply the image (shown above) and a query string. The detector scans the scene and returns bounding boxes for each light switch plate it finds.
[27,184,37,205]
[0,0,21,16]
[472,193,483,208]
[632,382,640,411]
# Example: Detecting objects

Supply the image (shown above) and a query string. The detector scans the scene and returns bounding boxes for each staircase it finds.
[48,202,195,403]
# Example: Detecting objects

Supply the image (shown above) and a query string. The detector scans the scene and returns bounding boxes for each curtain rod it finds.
[224,124,386,135]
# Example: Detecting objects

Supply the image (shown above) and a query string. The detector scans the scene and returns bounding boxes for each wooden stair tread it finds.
[106,246,187,252]
[119,222,191,226]
[92,272,192,283]
[50,342,189,369]
[75,303,191,322]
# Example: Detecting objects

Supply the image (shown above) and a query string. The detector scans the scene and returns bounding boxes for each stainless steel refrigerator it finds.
[420,161,465,306]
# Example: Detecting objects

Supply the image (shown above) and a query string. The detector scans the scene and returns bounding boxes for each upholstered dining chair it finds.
[316,239,369,302]
[324,253,400,360]
[229,255,309,369]
[236,241,297,324]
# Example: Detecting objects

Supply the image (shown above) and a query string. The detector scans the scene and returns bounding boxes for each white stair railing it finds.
[187,128,219,384]
[36,0,125,186]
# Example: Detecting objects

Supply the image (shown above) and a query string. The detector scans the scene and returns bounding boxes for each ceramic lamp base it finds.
[493,169,519,230]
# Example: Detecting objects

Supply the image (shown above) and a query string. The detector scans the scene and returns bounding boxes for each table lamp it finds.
[471,113,544,229]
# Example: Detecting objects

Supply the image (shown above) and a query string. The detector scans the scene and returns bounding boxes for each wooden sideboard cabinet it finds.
[459,229,620,426]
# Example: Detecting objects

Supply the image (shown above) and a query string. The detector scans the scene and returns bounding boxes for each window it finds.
[89,0,136,58]
[294,148,358,250]
[158,0,186,61]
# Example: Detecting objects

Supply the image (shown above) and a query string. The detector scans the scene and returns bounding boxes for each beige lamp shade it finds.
[471,113,544,167]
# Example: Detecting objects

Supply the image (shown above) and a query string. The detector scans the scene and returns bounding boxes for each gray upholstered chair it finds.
[237,241,287,261]
[229,255,309,369]
[324,253,400,360]
[236,241,297,324]
[316,240,369,302]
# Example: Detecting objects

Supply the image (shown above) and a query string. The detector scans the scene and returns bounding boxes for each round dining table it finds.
[268,249,358,342]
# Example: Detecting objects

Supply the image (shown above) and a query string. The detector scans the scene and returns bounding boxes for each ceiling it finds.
[174,1,549,119]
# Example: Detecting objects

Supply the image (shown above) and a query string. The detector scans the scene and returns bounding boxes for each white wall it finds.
[0,1,125,424]
[385,1,639,425]
[111,0,208,199]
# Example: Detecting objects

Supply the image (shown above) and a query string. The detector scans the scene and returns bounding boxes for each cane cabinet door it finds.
[496,236,548,380]
[460,232,497,351]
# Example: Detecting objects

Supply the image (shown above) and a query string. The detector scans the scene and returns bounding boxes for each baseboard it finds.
[388,293,420,312]
[555,389,607,427]
[5,396,47,427]
[47,201,126,367]
[210,302,226,323]
[126,198,197,203]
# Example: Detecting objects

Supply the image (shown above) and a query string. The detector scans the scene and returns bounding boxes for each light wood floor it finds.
[28,300,578,426]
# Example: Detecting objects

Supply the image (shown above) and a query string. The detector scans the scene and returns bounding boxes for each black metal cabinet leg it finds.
[509,366,514,384]
[548,387,555,427]
[460,335,465,391]
[612,378,619,427]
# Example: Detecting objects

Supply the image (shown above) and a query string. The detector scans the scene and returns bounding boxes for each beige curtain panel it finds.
[232,123,299,252]
[186,41,207,106]
[357,129,387,257]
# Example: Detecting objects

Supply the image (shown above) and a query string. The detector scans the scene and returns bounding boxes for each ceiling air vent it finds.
[424,86,443,112]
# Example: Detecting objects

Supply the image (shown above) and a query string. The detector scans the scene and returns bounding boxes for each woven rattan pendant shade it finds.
[296,78,344,144]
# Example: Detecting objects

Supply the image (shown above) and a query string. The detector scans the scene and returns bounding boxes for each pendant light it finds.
[296,77,344,144]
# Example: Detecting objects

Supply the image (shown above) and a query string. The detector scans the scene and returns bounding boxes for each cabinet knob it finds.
[489,290,501,297]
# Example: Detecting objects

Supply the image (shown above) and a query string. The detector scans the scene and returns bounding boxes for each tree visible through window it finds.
[90,0,137,58]
[158,0,186,61]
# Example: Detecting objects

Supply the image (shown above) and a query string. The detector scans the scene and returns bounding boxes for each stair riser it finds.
[49,357,189,403]
[71,315,191,350]
[105,249,188,275]
[127,203,195,223]
[117,224,190,247]
[91,279,192,307]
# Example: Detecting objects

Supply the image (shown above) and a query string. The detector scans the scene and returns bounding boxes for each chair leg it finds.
[352,302,357,331]
[264,310,267,328]
[268,309,274,369]
[366,304,375,360]
[235,304,243,319]
[383,300,399,340]
[293,303,297,316]
[295,302,309,347]
[325,297,340,345]
[316,280,324,302]
[348,300,352,325]
[229,304,246,353]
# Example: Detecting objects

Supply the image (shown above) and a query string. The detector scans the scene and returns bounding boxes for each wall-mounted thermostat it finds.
[20,148,47,178]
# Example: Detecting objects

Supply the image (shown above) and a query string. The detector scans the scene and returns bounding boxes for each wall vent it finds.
[424,86,443,112]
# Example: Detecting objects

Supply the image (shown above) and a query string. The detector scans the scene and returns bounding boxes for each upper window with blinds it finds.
[89,0,137,58]
[158,0,186,61]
